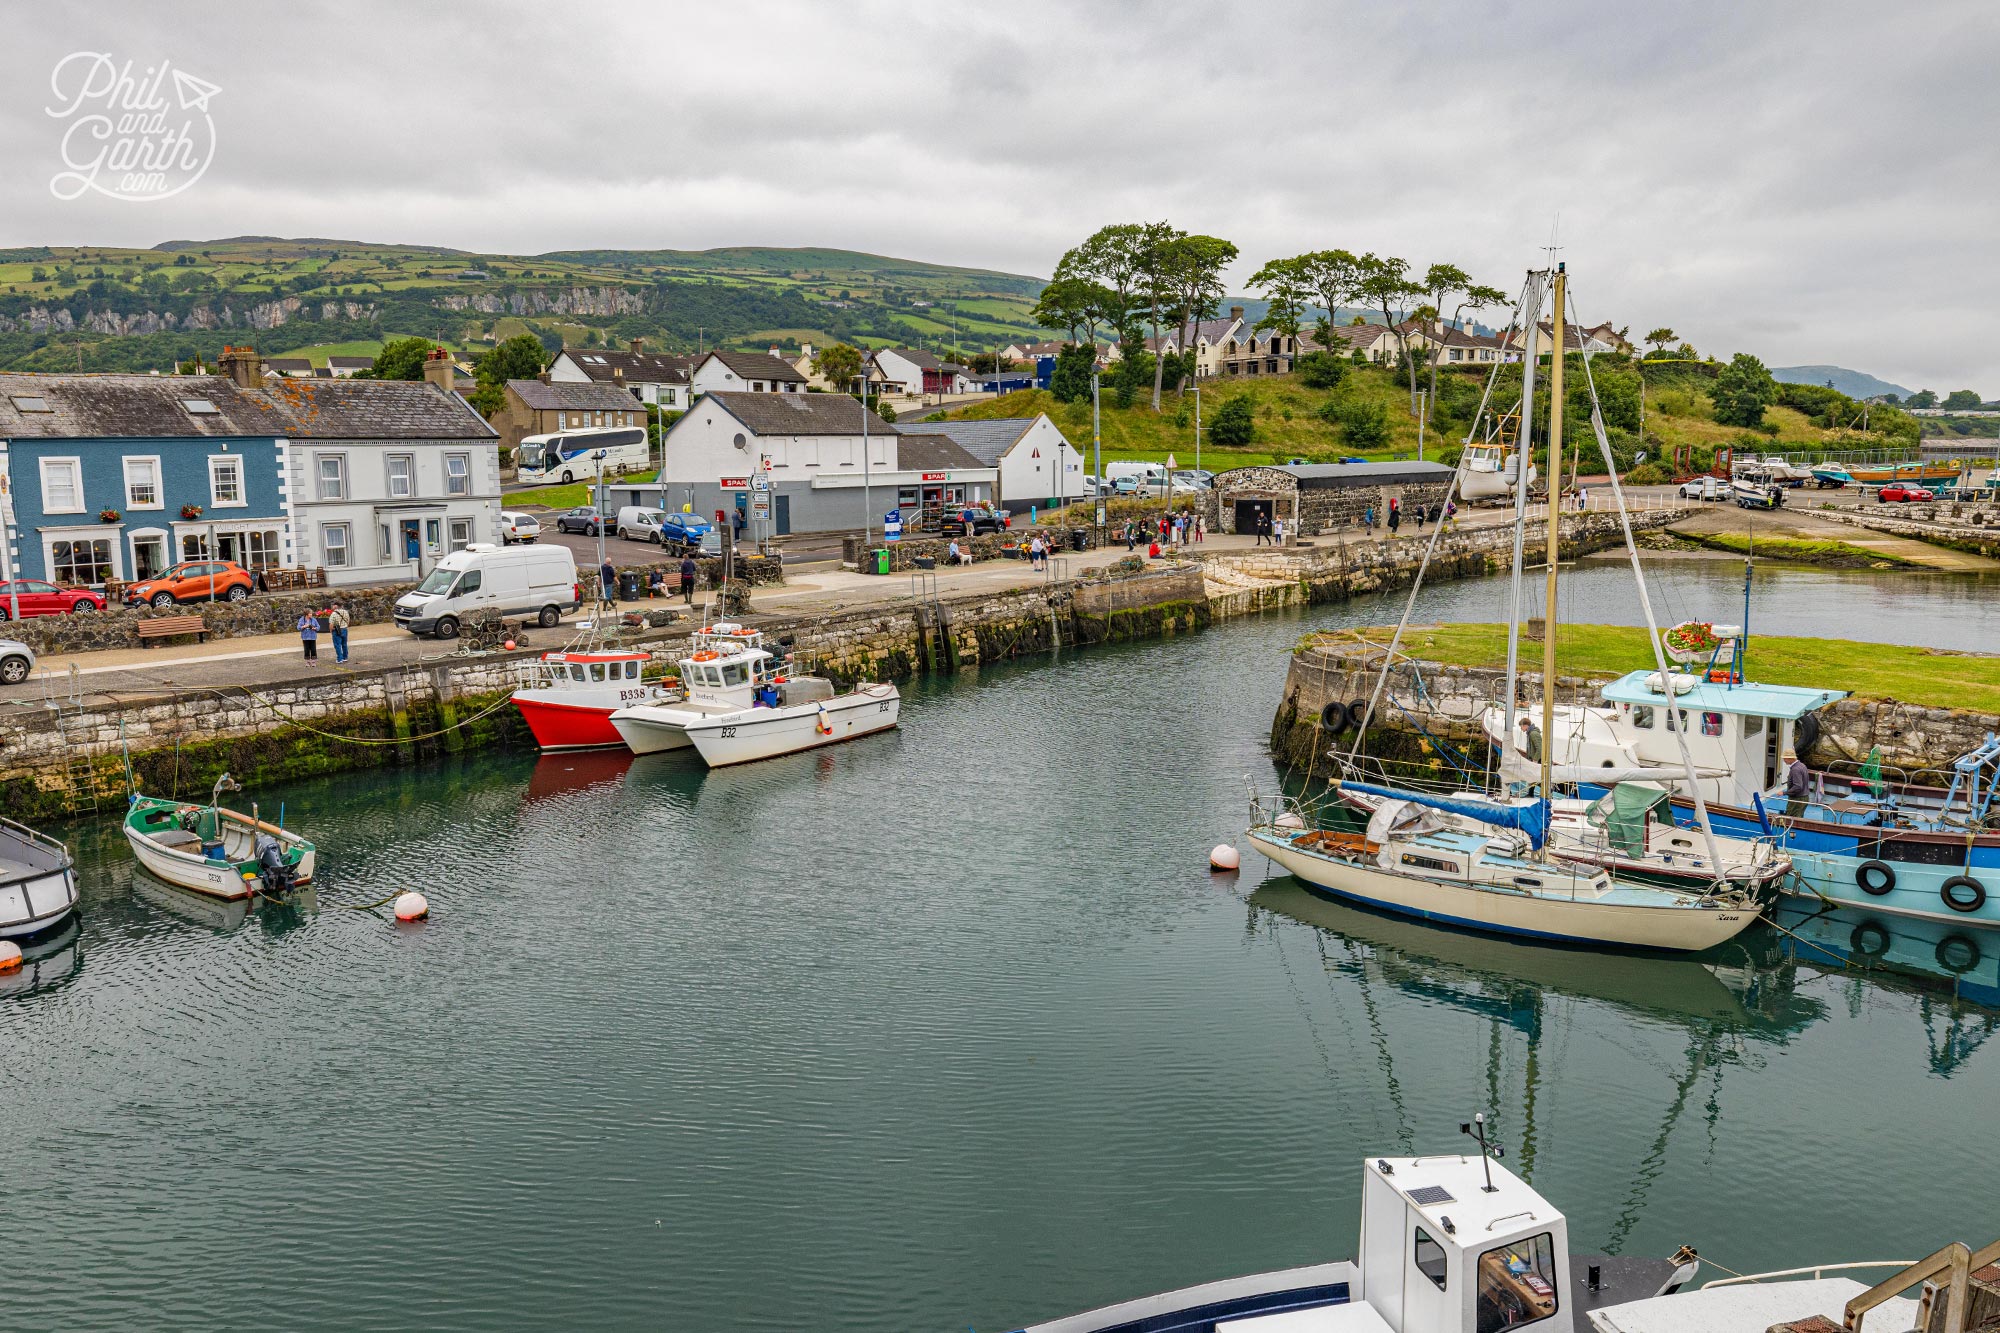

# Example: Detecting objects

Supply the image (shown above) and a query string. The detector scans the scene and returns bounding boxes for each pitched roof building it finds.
[548,341,697,411]
[496,377,647,451]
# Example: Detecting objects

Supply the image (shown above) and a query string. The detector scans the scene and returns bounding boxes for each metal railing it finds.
[1701,1237,2000,1333]
[1702,1261,1916,1289]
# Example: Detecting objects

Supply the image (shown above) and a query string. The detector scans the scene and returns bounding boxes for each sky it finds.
[3,1,1996,393]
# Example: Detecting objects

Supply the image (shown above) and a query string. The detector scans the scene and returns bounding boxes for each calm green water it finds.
[5,563,1998,1332]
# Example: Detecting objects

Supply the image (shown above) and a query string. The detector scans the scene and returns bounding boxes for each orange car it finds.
[123,560,257,608]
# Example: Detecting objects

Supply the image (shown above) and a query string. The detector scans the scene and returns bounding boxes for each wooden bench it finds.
[137,614,209,648]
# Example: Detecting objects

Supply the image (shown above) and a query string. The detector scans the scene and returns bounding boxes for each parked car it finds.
[0,579,106,618]
[1109,476,1142,496]
[941,506,1011,537]
[554,506,605,536]
[1678,476,1727,501]
[615,507,713,551]
[1878,483,1935,503]
[123,560,256,609]
[0,638,34,685]
[500,511,541,544]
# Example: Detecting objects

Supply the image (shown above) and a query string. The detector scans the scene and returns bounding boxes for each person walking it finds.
[1415,505,1427,532]
[1363,503,1375,532]
[1029,533,1046,570]
[1124,521,1137,553]
[1387,504,1401,536]
[1195,512,1206,543]
[599,558,617,610]
[297,609,320,663]
[328,600,350,664]
[678,553,697,604]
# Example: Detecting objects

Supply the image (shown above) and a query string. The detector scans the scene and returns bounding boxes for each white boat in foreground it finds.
[609,621,900,766]
[0,816,79,937]
[124,775,315,901]
[1008,1121,1988,1333]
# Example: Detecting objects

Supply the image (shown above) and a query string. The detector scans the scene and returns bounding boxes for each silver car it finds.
[0,638,35,685]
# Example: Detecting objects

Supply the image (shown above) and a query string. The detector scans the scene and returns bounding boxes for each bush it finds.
[1713,352,1777,428]
[1295,351,1347,389]
[1321,397,1389,449]
[1626,462,1668,485]
[874,399,897,423]
[1208,396,1255,447]
[1050,343,1095,403]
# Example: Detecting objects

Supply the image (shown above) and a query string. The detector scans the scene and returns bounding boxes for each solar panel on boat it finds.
[1407,1185,1454,1205]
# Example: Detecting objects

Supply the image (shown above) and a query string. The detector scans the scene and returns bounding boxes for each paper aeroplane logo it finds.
[47,52,220,202]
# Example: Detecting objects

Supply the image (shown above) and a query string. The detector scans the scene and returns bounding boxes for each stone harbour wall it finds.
[6,583,413,655]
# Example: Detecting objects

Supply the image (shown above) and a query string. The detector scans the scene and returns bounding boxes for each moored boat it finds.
[124,775,315,901]
[511,647,672,750]
[0,816,80,937]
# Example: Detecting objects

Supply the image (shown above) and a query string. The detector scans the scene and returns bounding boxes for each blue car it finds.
[656,512,713,551]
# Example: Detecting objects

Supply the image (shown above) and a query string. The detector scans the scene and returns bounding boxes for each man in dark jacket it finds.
[599,558,617,609]
[679,554,698,604]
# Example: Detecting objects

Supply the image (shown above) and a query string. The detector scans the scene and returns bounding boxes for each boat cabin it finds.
[537,650,652,691]
[1599,671,1847,807]
[679,622,784,709]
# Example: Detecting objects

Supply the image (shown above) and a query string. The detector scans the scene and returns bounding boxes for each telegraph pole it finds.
[1091,370,1104,543]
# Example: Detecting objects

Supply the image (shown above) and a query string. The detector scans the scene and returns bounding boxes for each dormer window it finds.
[181,398,219,415]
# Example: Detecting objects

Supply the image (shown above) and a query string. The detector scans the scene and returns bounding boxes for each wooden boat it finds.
[124,775,315,900]
[0,816,79,937]
[1843,458,1962,484]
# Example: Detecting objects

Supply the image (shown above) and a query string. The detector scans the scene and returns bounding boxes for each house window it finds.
[594,413,604,427]
[1476,1233,1559,1333]
[445,453,470,496]
[50,537,115,584]
[448,517,472,552]
[245,529,281,569]
[317,454,347,500]
[124,456,162,508]
[557,413,568,430]
[321,522,351,567]
[209,455,245,507]
[379,525,394,561]
[386,453,415,499]
[425,518,442,548]
[39,457,83,513]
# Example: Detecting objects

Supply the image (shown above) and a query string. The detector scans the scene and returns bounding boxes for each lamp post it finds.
[1091,369,1103,544]
[861,352,872,548]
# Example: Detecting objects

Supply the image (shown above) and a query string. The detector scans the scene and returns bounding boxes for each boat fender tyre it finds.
[538,605,561,628]
[1940,875,1987,914]
[1849,921,1890,959]
[1794,712,1821,757]
[1936,933,1982,975]
[1345,699,1374,731]
[1855,860,1896,896]
[1319,701,1351,733]
[433,615,459,640]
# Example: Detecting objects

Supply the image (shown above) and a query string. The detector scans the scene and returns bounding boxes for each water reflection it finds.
[0,915,81,999]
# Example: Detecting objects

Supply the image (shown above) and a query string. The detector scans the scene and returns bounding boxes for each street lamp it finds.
[861,353,872,548]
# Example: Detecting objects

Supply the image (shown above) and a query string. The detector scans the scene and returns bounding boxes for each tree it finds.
[1352,254,1424,413]
[1906,389,1938,409]
[363,336,437,381]
[1298,249,1364,347]
[1207,395,1255,447]
[1249,255,1313,354]
[1053,224,1150,345]
[812,342,864,393]
[1294,351,1346,390]
[1417,267,1506,417]
[1643,327,1677,357]
[1943,389,1984,411]
[1321,397,1389,449]
[1131,220,1184,411]
[1032,276,1109,345]
[1162,234,1237,395]
[1712,352,1778,428]
[475,333,548,386]
[1050,343,1096,403]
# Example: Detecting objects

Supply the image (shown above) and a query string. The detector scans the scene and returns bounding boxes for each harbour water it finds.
[4,562,1998,1331]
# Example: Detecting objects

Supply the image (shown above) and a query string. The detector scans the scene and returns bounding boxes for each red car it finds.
[1878,484,1935,503]
[0,578,106,619]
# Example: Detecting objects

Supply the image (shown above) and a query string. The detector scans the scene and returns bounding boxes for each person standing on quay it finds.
[328,600,350,664]
[1388,504,1401,536]
[297,609,320,663]
[1272,514,1286,546]
[679,553,697,604]
[599,558,617,610]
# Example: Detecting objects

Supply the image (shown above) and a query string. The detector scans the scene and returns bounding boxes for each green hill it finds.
[0,236,1048,374]
[1771,364,1914,401]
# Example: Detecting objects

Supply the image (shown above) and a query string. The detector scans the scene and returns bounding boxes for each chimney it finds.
[629,337,646,355]
[801,341,814,359]
[1229,305,1244,322]
[537,369,551,384]
[423,347,456,393]
[612,366,625,385]
[220,344,263,388]
[769,345,781,359]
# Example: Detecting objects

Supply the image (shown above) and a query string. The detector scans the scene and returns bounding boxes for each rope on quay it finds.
[164,680,520,746]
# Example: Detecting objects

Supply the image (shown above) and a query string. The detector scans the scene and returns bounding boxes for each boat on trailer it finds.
[124,774,315,900]
[0,816,79,937]
[1007,1123,1995,1333]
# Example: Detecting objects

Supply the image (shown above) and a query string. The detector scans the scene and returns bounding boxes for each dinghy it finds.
[124,774,315,901]
[0,816,79,937]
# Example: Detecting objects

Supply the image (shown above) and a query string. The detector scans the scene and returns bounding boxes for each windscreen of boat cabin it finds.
[1476,1233,1559,1333]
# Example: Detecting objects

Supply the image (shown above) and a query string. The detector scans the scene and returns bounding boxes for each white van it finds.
[393,543,579,639]
[1105,460,1169,492]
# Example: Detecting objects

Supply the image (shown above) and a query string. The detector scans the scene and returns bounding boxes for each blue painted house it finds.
[0,371,291,586]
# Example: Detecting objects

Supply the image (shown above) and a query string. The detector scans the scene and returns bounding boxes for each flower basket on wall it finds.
[98,508,121,524]
[180,503,203,520]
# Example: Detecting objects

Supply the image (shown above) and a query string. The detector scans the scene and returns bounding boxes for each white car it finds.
[500,511,541,544]
[1678,476,1726,501]
[0,638,35,685]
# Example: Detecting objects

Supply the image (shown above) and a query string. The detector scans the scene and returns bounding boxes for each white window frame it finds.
[208,454,246,508]
[321,521,352,567]
[448,517,473,552]
[39,456,84,514]
[386,452,416,500]
[123,454,163,509]
[316,453,347,501]
[444,452,470,496]
[42,529,121,583]
[557,413,568,430]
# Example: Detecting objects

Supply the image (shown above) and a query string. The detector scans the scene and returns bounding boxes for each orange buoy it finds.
[504,639,518,651]
[393,892,430,922]
[1209,844,1241,872]
[0,940,20,973]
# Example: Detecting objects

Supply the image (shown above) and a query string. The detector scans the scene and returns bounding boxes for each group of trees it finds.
[360,332,548,418]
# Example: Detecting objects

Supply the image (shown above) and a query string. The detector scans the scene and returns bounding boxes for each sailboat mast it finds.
[1540,263,1566,803]
[1501,273,1545,748]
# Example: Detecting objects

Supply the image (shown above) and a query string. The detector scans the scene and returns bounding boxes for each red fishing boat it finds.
[511,649,671,750]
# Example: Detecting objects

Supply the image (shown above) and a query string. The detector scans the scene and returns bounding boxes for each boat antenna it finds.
[1461,1113,1505,1192]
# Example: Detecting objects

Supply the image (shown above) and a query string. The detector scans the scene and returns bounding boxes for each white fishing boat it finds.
[609,621,900,765]
[124,775,315,900]
[1005,1118,1992,1333]
[0,816,79,937]
[1459,438,1536,503]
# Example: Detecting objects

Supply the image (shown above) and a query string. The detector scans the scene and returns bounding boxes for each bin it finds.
[617,570,641,601]
[1069,527,1088,552]
[875,548,891,575]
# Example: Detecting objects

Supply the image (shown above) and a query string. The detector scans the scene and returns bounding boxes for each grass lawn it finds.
[509,469,660,509]
[1343,623,2000,711]
[1670,530,1914,568]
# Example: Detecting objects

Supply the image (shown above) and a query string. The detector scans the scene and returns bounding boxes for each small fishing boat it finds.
[1844,457,1963,484]
[1811,464,1855,488]
[0,816,80,937]
[124,775,315,900]
[609,622,901,766]
[1458,438,1535,503]
[511,647,673,750]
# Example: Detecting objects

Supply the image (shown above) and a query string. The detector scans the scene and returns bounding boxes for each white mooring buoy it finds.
[1209,843,1241,872]
[0,940,20,973]
[393,892,430,923]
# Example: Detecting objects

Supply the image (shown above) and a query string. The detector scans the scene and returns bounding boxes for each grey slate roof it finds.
[0,372,496,440]
[1215,461,1455,489]
[893,433,989,471]
[704,391,883,436]
[702,350,807,383]
[507,378,643,412]
[894,417,1037,466]
[264,357,313,374]
[326,355,374,370]
[562,347,694,385]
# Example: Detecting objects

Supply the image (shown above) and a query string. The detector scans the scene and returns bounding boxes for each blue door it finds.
[774,494,791,536]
